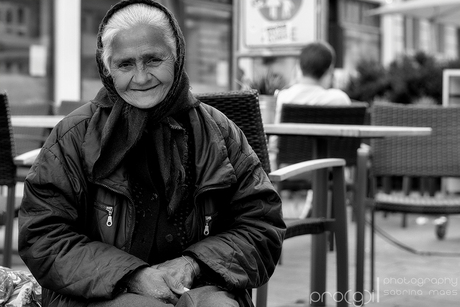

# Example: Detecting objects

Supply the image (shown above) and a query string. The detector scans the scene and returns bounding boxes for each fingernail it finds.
[184,287,190,292]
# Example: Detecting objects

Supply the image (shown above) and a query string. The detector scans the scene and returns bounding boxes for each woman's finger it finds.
[163,274,187,296]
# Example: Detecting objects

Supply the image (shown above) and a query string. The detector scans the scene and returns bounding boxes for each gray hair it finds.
[100,3,177,74]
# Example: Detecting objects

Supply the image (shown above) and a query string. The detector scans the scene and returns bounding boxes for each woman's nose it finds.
[132,65,151,84]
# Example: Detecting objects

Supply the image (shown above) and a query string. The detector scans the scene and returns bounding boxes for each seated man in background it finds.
[272,41,352,154]
[271,41,352,218]
[274,40,351,123]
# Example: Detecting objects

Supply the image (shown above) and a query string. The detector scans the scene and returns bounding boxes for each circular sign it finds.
[257,0,303,22]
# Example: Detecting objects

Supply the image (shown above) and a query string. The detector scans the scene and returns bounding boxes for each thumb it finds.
[163,274,187,295]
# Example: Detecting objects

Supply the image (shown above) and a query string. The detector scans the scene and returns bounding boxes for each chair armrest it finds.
[14,148,41,166]
[269,158,346,182]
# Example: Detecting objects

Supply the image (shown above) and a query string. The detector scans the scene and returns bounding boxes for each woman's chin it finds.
[125,97,162,109]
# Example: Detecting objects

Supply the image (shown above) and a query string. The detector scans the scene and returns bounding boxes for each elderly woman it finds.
[18,0,285,306]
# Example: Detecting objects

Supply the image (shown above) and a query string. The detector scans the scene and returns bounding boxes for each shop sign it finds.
[242,0,315,48]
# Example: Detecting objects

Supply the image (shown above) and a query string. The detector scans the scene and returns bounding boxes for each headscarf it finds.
[92,0,199,180]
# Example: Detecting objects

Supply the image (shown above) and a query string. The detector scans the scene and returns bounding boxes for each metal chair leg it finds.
[3,185,16,268]
[256,283,268,307]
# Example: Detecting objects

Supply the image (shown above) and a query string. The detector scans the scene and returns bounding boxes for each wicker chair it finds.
[195,90,271,173]
[277,102,369,167]
[361,102,460,290]
[275,102,369,217]
[0,92,24,267]
[195,90,349,307]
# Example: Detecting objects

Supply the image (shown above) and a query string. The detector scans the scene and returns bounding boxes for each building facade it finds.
[0,0,233,107]
[0,0,458,108]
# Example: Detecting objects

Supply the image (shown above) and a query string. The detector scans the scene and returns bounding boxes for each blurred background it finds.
[1,0,459,110]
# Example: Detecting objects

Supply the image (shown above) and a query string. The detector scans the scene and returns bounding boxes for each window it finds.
[81,0,119,101]
[435,23,445,54]
[404,17,420,51]
[183,1,232,92]
[0,0,52,105]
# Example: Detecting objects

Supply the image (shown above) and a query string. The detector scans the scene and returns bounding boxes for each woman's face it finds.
[109,24,175,109]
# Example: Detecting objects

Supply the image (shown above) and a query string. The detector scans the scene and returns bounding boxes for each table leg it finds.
[355,147,368,305]
[310,138,329,306]
[310,167,328,306]
[312,138,329,159]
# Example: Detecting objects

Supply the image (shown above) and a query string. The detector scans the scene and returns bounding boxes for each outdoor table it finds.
[11,115,65,165]
[264,123,432,306]
[11,115,65,128]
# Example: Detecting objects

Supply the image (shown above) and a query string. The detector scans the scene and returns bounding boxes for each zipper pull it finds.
[203,216,212,236]
[106,206,113,227]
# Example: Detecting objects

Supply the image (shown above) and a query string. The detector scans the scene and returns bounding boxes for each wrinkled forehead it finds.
[99,2,181,69]
[110,24,175,63]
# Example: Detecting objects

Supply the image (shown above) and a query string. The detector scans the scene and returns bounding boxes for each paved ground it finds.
[4,189,460,307]
[259,191,460,307]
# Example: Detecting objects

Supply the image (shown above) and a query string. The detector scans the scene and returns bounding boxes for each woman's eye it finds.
[146,58,162,66]
[118,62,133,69]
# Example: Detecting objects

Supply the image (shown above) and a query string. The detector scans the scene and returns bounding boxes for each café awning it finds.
[367,0,460,27]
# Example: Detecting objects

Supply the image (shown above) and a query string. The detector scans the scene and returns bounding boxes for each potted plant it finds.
[246,71,287,124]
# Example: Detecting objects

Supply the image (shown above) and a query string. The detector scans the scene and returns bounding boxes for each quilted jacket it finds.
[18,93,286,306]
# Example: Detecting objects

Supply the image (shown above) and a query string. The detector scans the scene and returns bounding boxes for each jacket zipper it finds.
[203,216,212,236]
[94,203,114,227]
[105,206,113,227]
[93,181,138,251]
[94,182,134,229]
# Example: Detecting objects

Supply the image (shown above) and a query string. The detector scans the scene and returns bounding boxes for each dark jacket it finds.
[18,93,286,306]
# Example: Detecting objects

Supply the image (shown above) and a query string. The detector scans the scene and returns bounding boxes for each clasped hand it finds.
[126,256,200,304]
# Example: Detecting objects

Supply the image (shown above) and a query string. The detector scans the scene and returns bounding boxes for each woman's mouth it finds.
[133,85,158,91]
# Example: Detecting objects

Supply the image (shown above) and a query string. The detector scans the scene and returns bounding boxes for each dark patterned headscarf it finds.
[92,0,198,180]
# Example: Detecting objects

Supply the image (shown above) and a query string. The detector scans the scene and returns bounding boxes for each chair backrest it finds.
[0,92,17,186]
[371,102,460,178]
[195,89,271,174]
[277,102,369,166]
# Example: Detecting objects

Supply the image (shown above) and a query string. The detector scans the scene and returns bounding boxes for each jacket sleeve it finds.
[17,119,146,300]
[185,113,286,290]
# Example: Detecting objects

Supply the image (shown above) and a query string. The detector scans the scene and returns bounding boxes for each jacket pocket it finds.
[185,205,222,244]
[185,206,204,243]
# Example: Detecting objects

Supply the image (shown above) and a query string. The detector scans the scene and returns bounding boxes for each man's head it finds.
[299,41,336,81]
